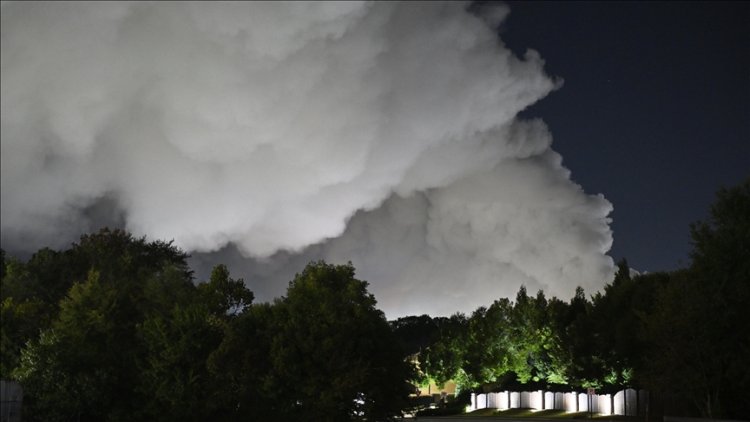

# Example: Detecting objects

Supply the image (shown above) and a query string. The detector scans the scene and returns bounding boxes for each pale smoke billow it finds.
[1,1,614,317]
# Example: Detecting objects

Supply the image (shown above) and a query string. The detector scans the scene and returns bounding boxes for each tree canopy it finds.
[1,179,747,420]
[1,233,415,421]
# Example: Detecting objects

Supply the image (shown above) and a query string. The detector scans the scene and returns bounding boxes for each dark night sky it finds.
[501,1,749,272]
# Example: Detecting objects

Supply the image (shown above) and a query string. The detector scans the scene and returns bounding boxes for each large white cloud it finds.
[1,1,613,316]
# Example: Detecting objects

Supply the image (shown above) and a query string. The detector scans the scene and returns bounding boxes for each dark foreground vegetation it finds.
[1,179,748,421]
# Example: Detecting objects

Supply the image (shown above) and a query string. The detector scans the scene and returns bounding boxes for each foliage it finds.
[8,229,200,421]
[198,264,254,318]
[419,289,573,392]
[391,314,441,357]
[267,261,415,421]
[2,179,748,420]
[14,270,134,421]
[420,313,469,388]
[582,262,668,388]
[137,302,223,421]
[403,179,749,420]
[4,237,415,421]
[205,302,276,420]
[640,178,750,418]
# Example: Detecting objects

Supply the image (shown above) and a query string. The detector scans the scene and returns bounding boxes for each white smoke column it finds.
[1,1,614,316]
[322,148,614,316]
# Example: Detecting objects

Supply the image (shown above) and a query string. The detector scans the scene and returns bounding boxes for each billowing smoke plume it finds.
[1,1,614,317]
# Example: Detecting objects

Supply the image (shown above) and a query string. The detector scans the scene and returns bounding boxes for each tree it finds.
[198,264,254,319]
[206,302,276,420]
[420,313,469,389]
[14,270,132,421]
[11,229,198,421]
[642,179,750,418]
[1,249,78,377]
[267,261,414,421]
[1,296,48,378]
[557,286,599,387]
[586,261,651,388]
[507,287,564,384]
[390,314,440,358]
[138,302,223,421]
[462,299,514,389]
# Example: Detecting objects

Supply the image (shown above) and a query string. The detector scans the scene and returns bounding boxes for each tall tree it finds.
[1,249,79,377]
[421,313,469,389]
[642,179,750,418]
[137,302,223,421]
[267,261,414,421]
[588,261,643,387]
[14,270,136,421]
[198,264,254,319]
[206,302,276,420]
[462,299,514,389]
[507,287,562,384]
[390,314,440,358]
[11,229,197,421]
[558,286,599,387]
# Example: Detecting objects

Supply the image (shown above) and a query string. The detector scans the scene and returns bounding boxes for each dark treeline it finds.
[1,179,748,420]
[1,234,412,422]
[395,179,749,419]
